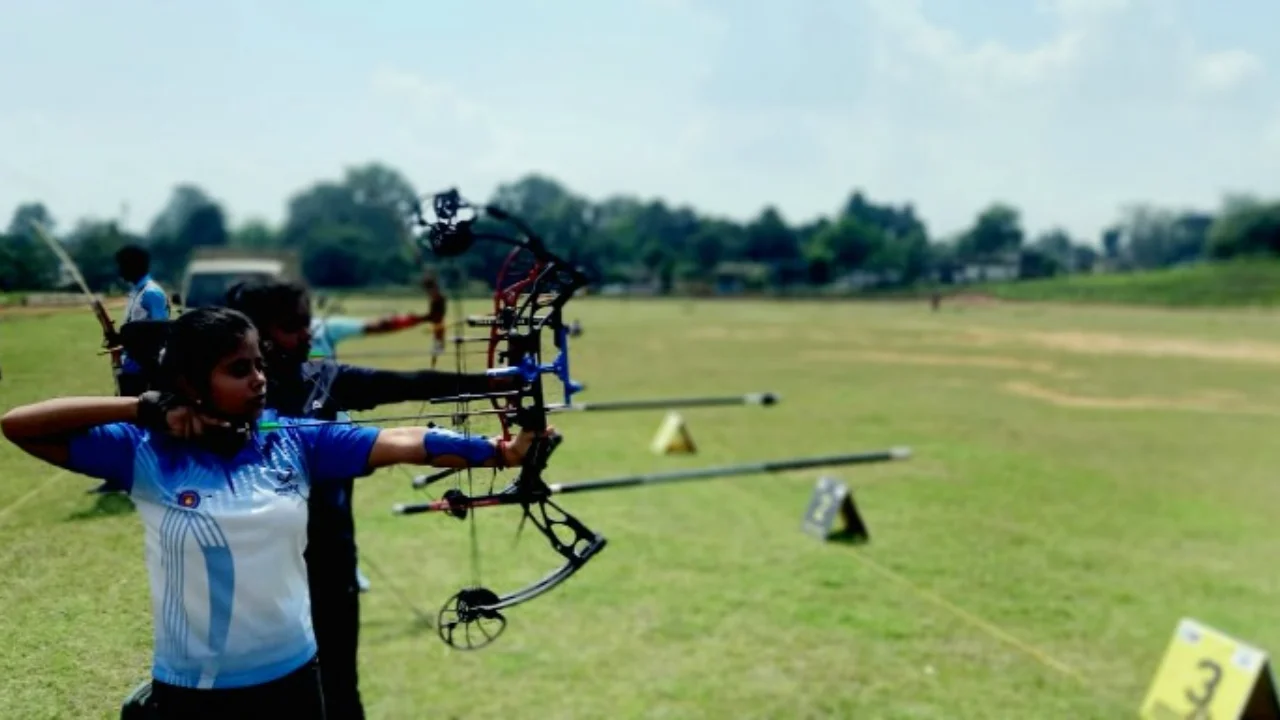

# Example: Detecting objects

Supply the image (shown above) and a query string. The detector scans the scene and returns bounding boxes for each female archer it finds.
[221,277,501,720]
[0,306,551,719]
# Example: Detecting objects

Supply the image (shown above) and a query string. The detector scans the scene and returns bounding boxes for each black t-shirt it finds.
[267,360,496,566]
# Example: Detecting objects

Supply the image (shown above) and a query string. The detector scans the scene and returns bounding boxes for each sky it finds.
[1,0,1278,245]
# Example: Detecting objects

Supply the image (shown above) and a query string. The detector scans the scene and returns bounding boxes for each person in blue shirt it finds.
[0,306,547,719]
[308,287,443,362]
[115,244,171,396]
[222,278,512,720]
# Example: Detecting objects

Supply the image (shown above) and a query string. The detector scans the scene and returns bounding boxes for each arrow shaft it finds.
[548,449,908,494]
[396,448,910,515]
[567,393,776,412]
[262,391,774,433]
[258,409,503,430]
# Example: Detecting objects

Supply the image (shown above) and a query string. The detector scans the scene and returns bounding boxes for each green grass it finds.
[978,258,1280,307]
[5,297,1280,718]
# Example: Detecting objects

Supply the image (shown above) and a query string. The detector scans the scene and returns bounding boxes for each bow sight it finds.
[410,188,478,257]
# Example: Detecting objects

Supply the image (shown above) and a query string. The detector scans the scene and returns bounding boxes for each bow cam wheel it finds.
[437,587,507,650]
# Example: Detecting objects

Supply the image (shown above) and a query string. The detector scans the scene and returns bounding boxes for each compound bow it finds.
[406,188,607,650]
[275,188,907,651]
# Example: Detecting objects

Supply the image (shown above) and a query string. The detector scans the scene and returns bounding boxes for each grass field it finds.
[4,296,1280,719]
[978,258,1280,307]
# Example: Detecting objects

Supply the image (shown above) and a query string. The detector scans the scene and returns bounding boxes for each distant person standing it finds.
[114,245,170,396]
[308,308,440,361]
[308,275,447,364]
[422,271,448,369]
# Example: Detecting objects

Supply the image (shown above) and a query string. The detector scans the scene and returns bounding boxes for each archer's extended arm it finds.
[330,365,520,412]
[365,425,553,470]
[362,312,433,335]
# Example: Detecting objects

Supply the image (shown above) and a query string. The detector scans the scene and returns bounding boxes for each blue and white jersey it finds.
[122,274,171,374]
[65,411,378,689]
[124,274,170,323]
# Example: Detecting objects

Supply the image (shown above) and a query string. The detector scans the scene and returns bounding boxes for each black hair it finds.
[114,245,150,276]
[224,279,310,333]
[158,306,256,396]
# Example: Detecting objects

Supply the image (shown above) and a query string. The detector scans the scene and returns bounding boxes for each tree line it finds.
[3,161,1279,296]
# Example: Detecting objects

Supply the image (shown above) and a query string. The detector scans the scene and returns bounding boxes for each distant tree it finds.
[957,203,1023,261]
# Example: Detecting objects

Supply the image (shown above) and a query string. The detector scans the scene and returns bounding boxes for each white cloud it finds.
[845,0,1280,239]
[1046,0,1133,19]
[862,0,1122,94]
[364,64,719,208]
[367,67,525,175]
[1188,49,1264,94]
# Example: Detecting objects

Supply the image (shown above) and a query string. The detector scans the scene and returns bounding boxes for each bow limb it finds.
[29,221,123,390]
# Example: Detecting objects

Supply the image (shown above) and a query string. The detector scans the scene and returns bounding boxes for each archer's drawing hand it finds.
[136,391,233,439]
[500,425,559,466]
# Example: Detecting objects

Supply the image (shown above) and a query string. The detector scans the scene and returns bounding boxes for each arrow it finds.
[398,447,911,515]
[562,392,778,412]
[258,391,779,433]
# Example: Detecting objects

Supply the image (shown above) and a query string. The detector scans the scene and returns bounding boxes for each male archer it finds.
[114,244,170,396]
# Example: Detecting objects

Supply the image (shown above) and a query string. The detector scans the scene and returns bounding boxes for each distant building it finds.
[942,251,1021,284]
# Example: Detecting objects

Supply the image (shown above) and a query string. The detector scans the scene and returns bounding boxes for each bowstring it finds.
[305,285,438,626]
[307,251,494,619]
[446,256,485,592]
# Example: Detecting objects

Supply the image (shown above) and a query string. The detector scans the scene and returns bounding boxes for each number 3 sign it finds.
[1140,618,1280,719]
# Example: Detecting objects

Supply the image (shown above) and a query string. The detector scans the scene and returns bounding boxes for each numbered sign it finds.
[1140,618,1280,719]
[801,476,869,543]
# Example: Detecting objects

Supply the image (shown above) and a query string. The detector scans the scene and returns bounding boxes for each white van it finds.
[177,254,295,309]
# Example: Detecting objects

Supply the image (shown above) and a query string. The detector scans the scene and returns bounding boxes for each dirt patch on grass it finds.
[950,327,1280,365]
[945,292,1004,306]
[802,350,1075,377]
[1002,380,1280,416]
[1027,331,1280,364]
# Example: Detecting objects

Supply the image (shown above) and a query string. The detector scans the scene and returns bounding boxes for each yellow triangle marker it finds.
[650,412,696,455]
[1139,618,1280,719]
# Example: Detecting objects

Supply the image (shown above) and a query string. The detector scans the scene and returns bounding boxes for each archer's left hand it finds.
[500,425,559,466]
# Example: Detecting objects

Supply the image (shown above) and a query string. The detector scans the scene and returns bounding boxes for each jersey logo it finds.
[271,469,303,497]
[175,489,201,509]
